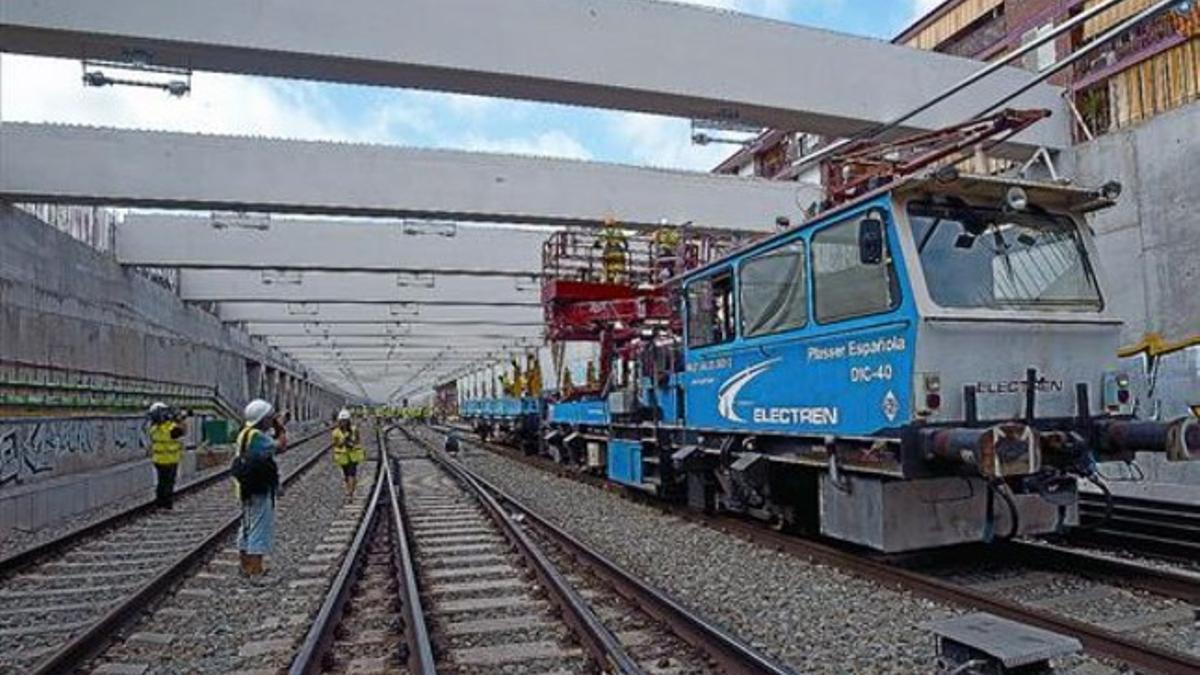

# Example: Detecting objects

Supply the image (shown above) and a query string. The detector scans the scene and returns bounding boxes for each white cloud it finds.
[1,54,593,163]
[609,112,743,172]
[908,0,944,23]
[0,54,352,141]
[671,0,794,21]
[458,129,592,160]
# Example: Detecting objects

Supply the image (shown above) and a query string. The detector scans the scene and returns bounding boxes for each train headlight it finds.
[1005,186,1029,211]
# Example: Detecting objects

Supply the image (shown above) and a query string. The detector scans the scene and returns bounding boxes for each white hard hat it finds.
[337,409,352,421]
[244,399,274,426]
[149,402,168,413]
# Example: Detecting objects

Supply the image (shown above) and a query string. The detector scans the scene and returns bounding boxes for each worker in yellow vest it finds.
[147,402,187,509]
[332,409,365,498]
[595,218,629,284]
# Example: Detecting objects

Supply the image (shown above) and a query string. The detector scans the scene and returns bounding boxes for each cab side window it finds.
[740,241,808,338]
[686,270,735,348]
[812,213,899,323]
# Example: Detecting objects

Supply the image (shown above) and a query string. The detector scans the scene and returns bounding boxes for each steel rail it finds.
[453,453,798,675]
[381,428,437,675]
[396,425,644,674]
[440,427,1200,675]
[1002,540,1200,605]
[0,426,329,575]
[26,436,334,675]
[1071,492,1200,562]
[287,446,387,675]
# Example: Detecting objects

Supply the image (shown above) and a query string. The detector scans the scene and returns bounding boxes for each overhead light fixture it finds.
[401,220,458,238]
[514,275,541,292]
[210,211,271,231]
[388,303,420,317]
[261,270,303,286]
[81,58,192,97]
[396,272,436,288]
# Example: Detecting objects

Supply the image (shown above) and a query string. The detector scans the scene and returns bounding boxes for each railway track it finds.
[1068,491,1200,563]
[428,425,1200,675]
[0,432,331,675]
[294,424,795,674]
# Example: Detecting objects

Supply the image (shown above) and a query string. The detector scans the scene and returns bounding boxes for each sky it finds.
[0,0,940,173]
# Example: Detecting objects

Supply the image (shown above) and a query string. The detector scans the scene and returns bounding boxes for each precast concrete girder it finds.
[0,0,1067,151]
[1,124,811,230]
[250,324,543,339]
[267,335,542,348]
[281,346,525,357]
[117,214,550,276]
[178,270,537,304]
[218,303,543,324]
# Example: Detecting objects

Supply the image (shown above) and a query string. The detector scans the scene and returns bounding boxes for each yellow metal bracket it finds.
[1117,332,1200,360]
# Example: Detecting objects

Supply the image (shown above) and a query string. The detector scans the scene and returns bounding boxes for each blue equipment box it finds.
[548,399,609,425]
[607,439,643,486]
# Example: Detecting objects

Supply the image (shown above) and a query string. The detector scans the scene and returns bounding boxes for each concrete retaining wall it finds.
[1072,102,1200,418]
[0,451,200,540]
[0,204,344,535]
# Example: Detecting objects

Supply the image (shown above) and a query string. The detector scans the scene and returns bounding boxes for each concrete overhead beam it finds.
[253,325,542,339]
[268,338,542,349]
[1,123,811,230]
[118,214,549,276]
[179,270,538,304]
[0,0,1067,150]
[219,303,543,324]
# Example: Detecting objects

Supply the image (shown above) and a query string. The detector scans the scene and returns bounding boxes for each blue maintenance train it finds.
[459,172,1198,553]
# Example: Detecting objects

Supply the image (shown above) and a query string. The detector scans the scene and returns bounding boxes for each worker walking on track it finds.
[147,402,187,510]
[234,399,280,578]
[332,409,365,499]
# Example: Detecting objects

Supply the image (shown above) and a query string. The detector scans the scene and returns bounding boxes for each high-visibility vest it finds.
[236,426,261,457]
[149,421,183,466]
[332,427,364,466]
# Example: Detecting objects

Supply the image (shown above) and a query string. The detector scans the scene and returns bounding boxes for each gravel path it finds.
[86,454,376,674]
[434,435,1125,675]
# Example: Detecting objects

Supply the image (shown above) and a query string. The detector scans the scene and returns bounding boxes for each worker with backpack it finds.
[233,399,280,578]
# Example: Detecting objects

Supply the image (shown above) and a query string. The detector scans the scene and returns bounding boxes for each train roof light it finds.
[1005,186,1029,211]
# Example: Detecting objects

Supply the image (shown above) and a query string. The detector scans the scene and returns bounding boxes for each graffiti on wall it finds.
[0,416,148,488]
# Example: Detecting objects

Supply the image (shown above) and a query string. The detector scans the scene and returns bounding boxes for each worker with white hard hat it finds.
[146,401,188,509]
[331,409,365,499]
[233,398,280,578]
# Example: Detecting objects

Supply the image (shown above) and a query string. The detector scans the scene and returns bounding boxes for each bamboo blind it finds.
[1083,0,1158,40]
[1106,37,1200,129]
[905,0,1004,51]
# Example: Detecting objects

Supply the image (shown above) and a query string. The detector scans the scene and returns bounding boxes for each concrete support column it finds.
[245,361,263,401]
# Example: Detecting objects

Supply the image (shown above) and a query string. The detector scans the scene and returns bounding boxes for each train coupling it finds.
[918,423,1040,478]
[1095,416,1199,462]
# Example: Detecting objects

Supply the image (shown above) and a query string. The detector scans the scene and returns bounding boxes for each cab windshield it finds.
[908,201,1102,312]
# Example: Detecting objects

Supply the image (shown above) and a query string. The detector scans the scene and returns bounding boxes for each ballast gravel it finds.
[86,455,374,674]
[455,446,1124,674]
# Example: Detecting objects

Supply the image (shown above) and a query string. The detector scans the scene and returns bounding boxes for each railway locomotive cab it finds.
[668,173,1198,552]
[457,171,1199,554]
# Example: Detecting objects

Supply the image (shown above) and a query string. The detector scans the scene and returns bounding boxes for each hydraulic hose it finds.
[987,479,1020,542]
[1080,472,1114,530]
